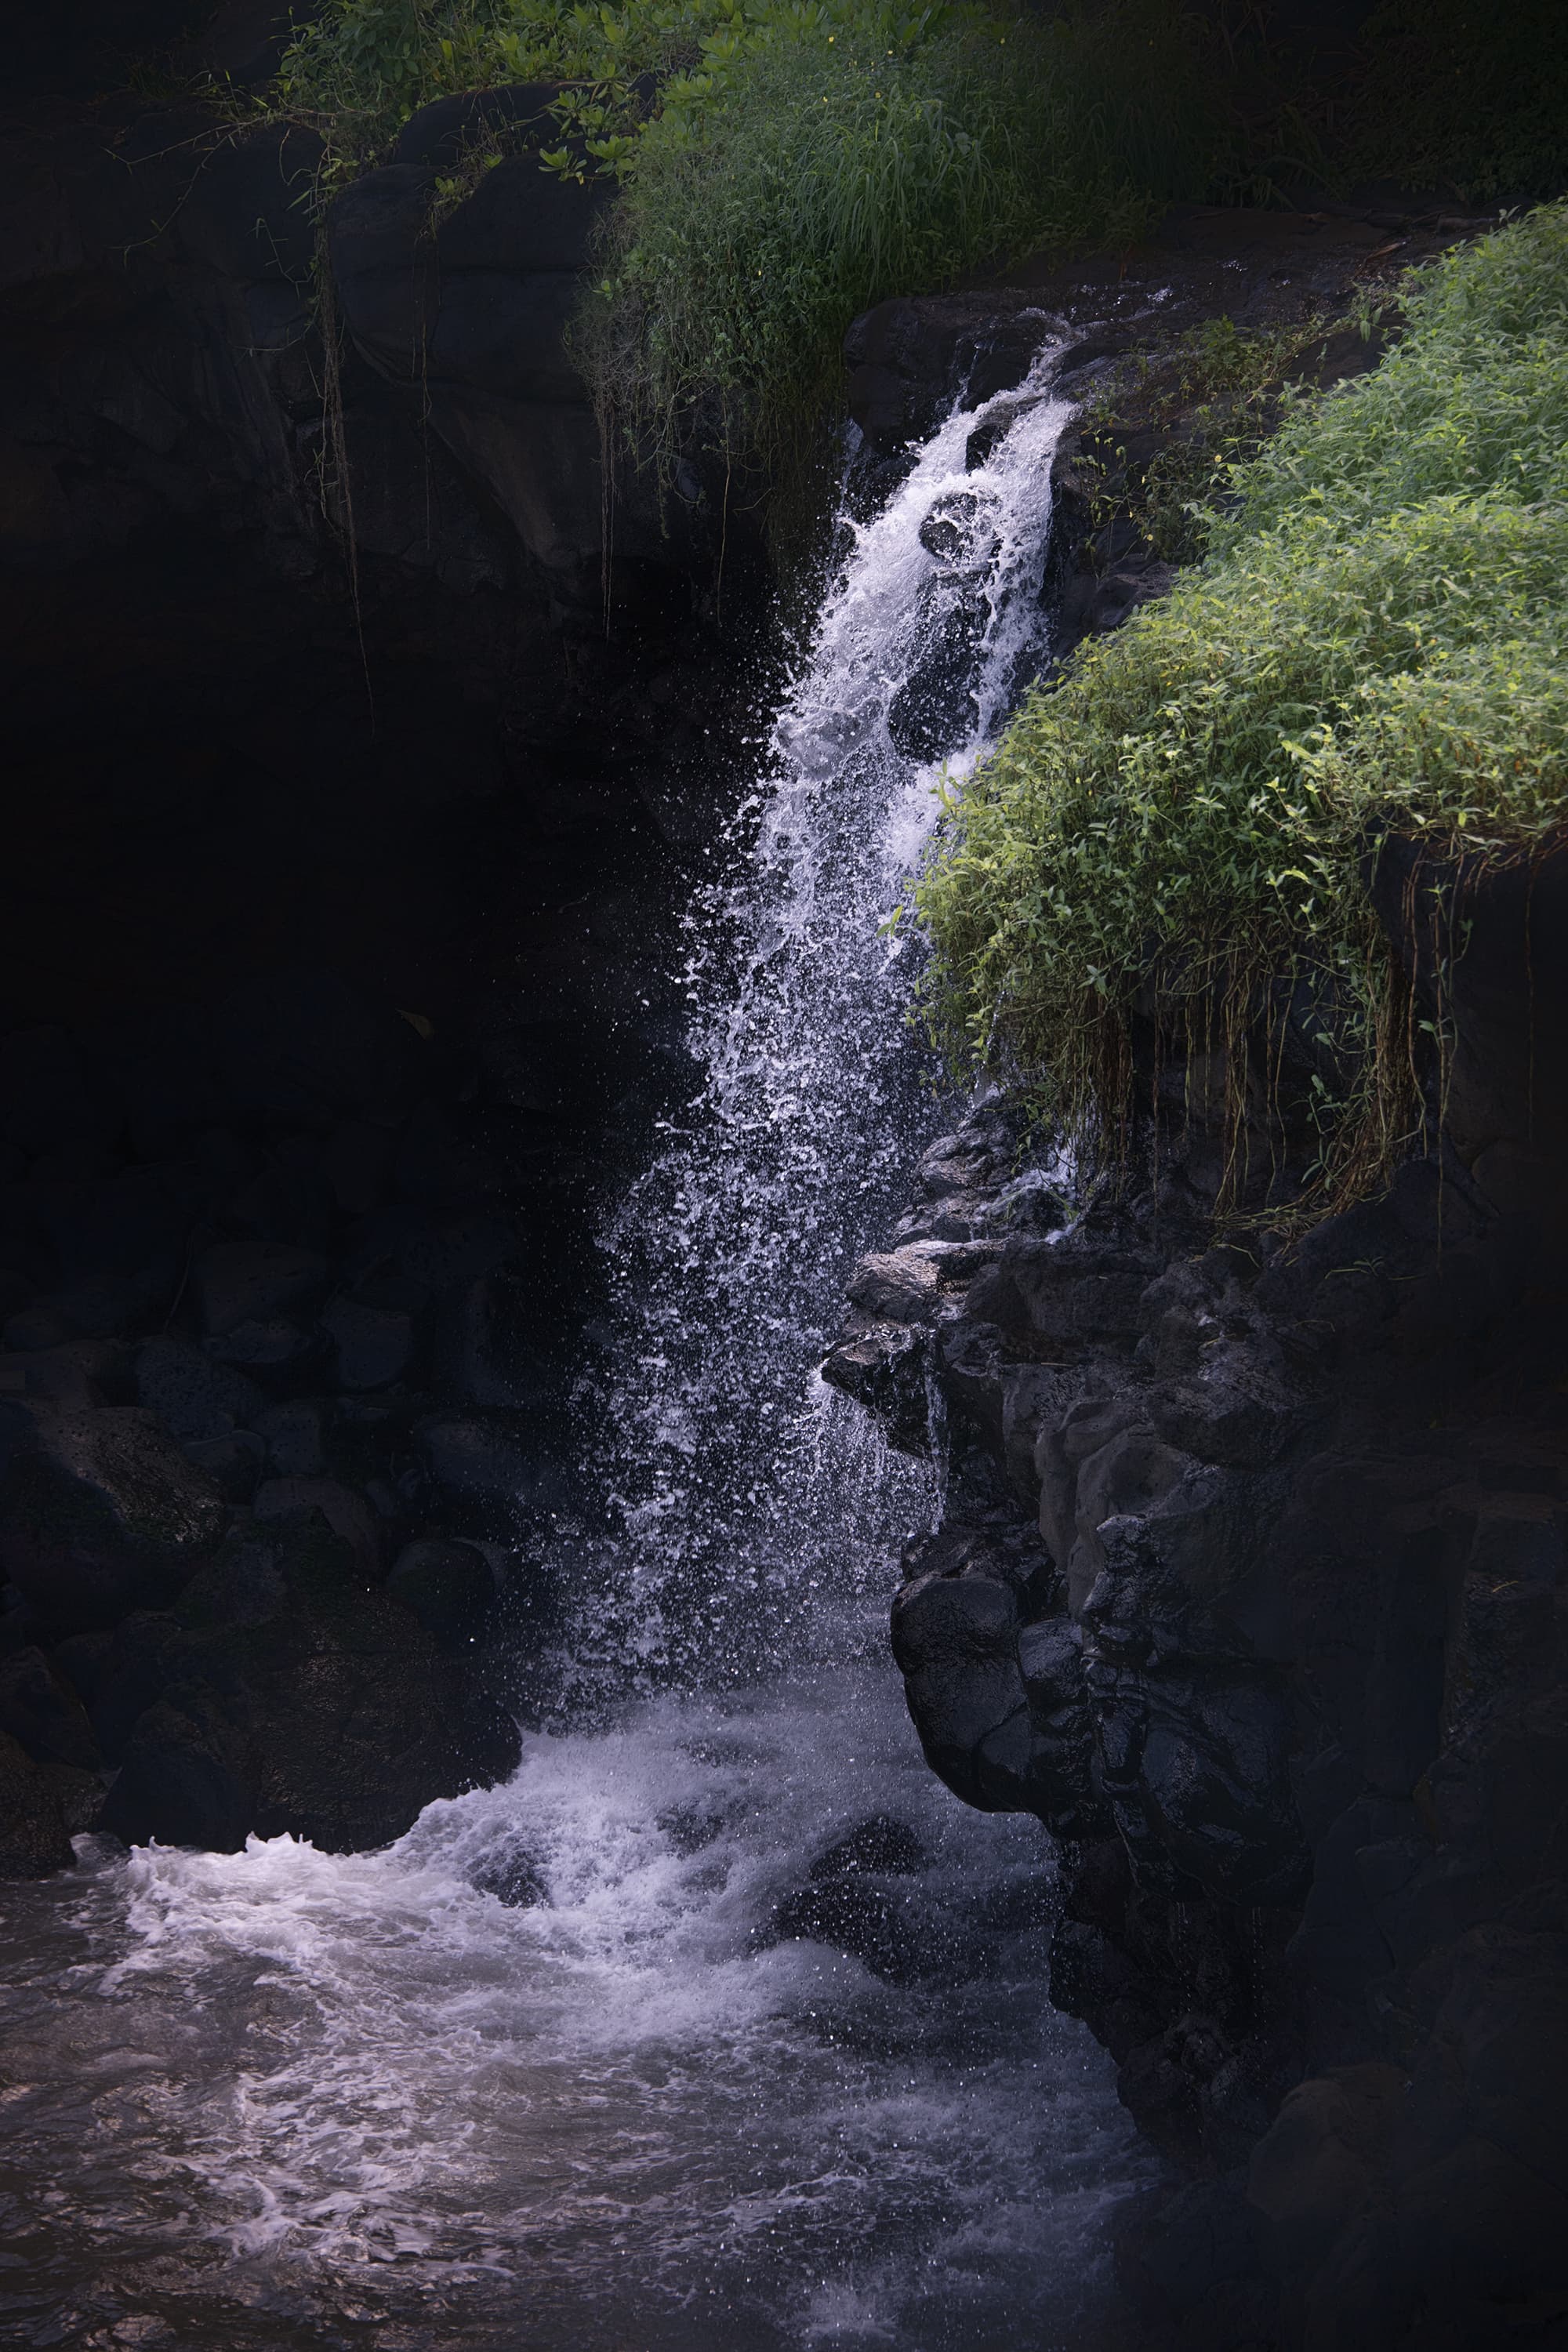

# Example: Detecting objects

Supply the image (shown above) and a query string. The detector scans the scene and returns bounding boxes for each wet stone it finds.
[0,1729,74,1877]
[0,1403,226,1635]
[386,1537,496,1650]
[180,1429,267,1504]
[470,1849,549,1907]
[134,1336,267,1442]
[323,1294,415,1391]
[252,1476,383,1576]
[0,1644,102,1769]
[194,1240,330,1337]
[2,1304,85,1352]
[251,1397,329,1477]
[205,1318,325,1377]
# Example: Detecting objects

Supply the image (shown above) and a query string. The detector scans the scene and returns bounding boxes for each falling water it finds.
[566,345,1079,1693]
[0,339,1160,2352]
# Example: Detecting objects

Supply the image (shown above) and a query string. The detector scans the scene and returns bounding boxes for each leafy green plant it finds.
[260,0,1232,498]
[914,203,1568,1218]
[579,0,1225,494]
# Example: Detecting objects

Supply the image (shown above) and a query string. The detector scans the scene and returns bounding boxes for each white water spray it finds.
[570,347,1076,1688]
[0,335,1161,2352]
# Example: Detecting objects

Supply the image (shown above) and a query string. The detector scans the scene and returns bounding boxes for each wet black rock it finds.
[205,1317,328,1381]
[3,1305,85,1352]
[770,1815,949,1984]
[252,1475,384,1576]
[0,1403,226,1635]
[435,1271,555,1410]
[470,1846,549,1907]
[833,848,1568,2341]
[180,1428,267,1504]
[416,1413,539,1510]
[97,1515,520,1853]
[322,1292,416,1390]
[0,34,758,1893]
[0,1730,74,1877]
[812,1815,931,1878]
[843,294,1061,456]
[194,1241,332,1338]
[0,1644,102,1770]
[386,1537,497,1652]
[251,1397,330,1477]
[133,1336,267,1441]
[0,929,637,1876]
[327,99,631,597]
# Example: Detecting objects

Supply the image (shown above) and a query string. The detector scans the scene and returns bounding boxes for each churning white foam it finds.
[0,332,1161,2352]
[2,1664,1152,2348]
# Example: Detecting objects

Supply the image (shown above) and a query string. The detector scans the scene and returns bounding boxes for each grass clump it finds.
[579,0,1224,487]
[913,203,1568,1218]
[264,0,1231,489]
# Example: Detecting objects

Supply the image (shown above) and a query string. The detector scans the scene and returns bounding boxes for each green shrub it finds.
[582,2,1224,486]
[265,0,1230,485]
[913,202,1568,1216]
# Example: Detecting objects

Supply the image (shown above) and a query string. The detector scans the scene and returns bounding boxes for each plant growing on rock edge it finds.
[257,0,1232,508]
[913,203,1568,1223]
[181,0,1565,535]
[579,0,1225,507]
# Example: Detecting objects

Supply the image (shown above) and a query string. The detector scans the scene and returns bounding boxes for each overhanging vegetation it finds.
[913,204,1568,1216]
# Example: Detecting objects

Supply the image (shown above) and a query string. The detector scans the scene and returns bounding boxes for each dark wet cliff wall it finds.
[827,286,1568,2352]
[0,27,765,1870]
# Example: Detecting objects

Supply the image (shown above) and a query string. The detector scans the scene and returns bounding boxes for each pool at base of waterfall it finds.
[0,1652,1156,2352]
[0,336,1158,2352]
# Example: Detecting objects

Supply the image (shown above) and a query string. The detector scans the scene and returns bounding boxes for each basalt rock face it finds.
[0,965,577,1854]
[0,60,728,624]
[89,1513,518,1853]
[828,866,1568,2347]
[0,27,767,1867]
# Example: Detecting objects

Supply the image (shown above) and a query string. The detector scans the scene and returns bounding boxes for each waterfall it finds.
[561,346,1076,1696]
[0,335,1161,2352]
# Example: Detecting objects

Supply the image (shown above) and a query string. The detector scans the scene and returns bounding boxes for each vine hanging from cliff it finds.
[250,0,1232,508]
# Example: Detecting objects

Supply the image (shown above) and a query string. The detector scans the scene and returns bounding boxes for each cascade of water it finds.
[561,344,1076,1695]
[0,333,1163,2352]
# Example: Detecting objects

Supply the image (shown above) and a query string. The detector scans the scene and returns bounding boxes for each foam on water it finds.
[0,337,1162,2351]
[2,1664,1152,2349]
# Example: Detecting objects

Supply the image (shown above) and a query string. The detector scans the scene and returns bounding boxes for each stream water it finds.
[0,339,1158,2351]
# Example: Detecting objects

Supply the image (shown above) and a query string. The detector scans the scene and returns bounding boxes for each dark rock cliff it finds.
[0,29,764,1864]
[829,884,1568,2346]
[827,256,1568,2351]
